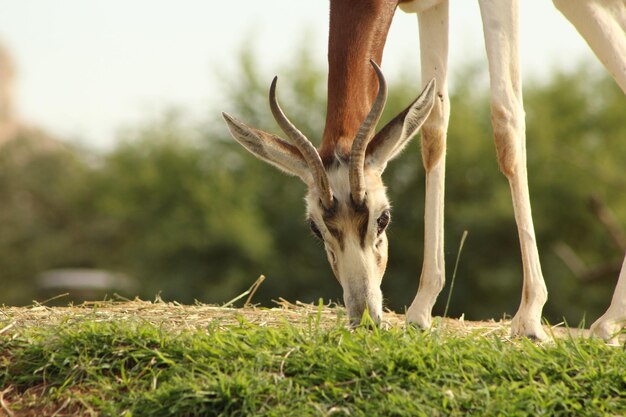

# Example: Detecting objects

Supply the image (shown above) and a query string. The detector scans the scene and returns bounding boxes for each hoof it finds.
[590,318,623,346]
[405,306,432,330]
[510,315,549,341]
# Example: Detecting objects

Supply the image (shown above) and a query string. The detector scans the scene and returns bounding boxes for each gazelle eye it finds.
[309,219,323,240]
[376,209,391,235]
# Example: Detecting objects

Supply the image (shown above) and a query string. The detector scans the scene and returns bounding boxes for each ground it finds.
[0,297,601,340]
[0,299,624,417]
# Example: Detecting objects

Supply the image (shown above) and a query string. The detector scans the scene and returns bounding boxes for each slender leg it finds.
[553,0,626,94]
[590,255,626,344]
[553,0,626,342]
[479,0,548,340]
[405,0,450,328]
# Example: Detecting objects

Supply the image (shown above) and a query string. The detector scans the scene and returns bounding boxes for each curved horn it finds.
[269,77,334,209]
[349,59,388,206]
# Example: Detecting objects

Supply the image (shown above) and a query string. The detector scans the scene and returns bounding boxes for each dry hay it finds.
[0,297,597,342]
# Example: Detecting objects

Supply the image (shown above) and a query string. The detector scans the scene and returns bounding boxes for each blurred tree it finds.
[0,135,91,303]
[0,45,623,327]
[85,112,274,302]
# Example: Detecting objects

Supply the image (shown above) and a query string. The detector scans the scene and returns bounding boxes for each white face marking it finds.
[305,166,391,324]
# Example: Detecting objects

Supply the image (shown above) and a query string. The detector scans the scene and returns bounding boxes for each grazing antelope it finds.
[224,63,436,325]
[223,0,626,342]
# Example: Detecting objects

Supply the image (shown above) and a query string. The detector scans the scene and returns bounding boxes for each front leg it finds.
[479,0,548,340]
[404,0,450,328]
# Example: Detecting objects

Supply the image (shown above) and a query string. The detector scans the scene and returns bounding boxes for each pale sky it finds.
[0,1,601,149]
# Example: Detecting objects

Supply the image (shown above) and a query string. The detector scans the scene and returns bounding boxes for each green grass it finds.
[1,304,625,416]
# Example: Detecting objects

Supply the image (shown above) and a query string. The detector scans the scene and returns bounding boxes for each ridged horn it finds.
[349,59,388,206]
[269,77,334,209]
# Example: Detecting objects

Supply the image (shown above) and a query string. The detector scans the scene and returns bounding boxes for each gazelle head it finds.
[223,61,435,325]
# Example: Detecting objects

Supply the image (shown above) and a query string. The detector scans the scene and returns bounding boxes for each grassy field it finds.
[0,299,625,416]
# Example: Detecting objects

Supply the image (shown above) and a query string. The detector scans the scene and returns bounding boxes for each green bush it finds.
[0,48,624,325]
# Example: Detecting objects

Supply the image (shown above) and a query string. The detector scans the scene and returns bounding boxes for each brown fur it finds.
[321,0,400,164]
[491,105,519,177]
[323,200,370,250]
[420,92,447,171]
[421,126,445,171]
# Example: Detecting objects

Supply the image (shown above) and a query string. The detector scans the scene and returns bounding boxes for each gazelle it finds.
[223,0,626,342]
[223,63,436,325]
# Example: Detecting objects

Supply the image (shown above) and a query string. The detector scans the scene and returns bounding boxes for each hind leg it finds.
[553,0,626,344]
[591,255,626,344]
[553,0,626,94]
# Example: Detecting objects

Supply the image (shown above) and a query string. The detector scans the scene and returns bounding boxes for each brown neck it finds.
[320,0,400,163]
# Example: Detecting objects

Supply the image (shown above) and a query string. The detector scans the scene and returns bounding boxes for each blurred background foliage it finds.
[0,46,624,326]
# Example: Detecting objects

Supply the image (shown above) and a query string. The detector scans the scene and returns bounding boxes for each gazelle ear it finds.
[365,79,436,172]
[223,112,313,184]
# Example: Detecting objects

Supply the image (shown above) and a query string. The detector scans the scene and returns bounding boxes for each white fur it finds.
[405,0,449,331]
[305,167,390,324]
